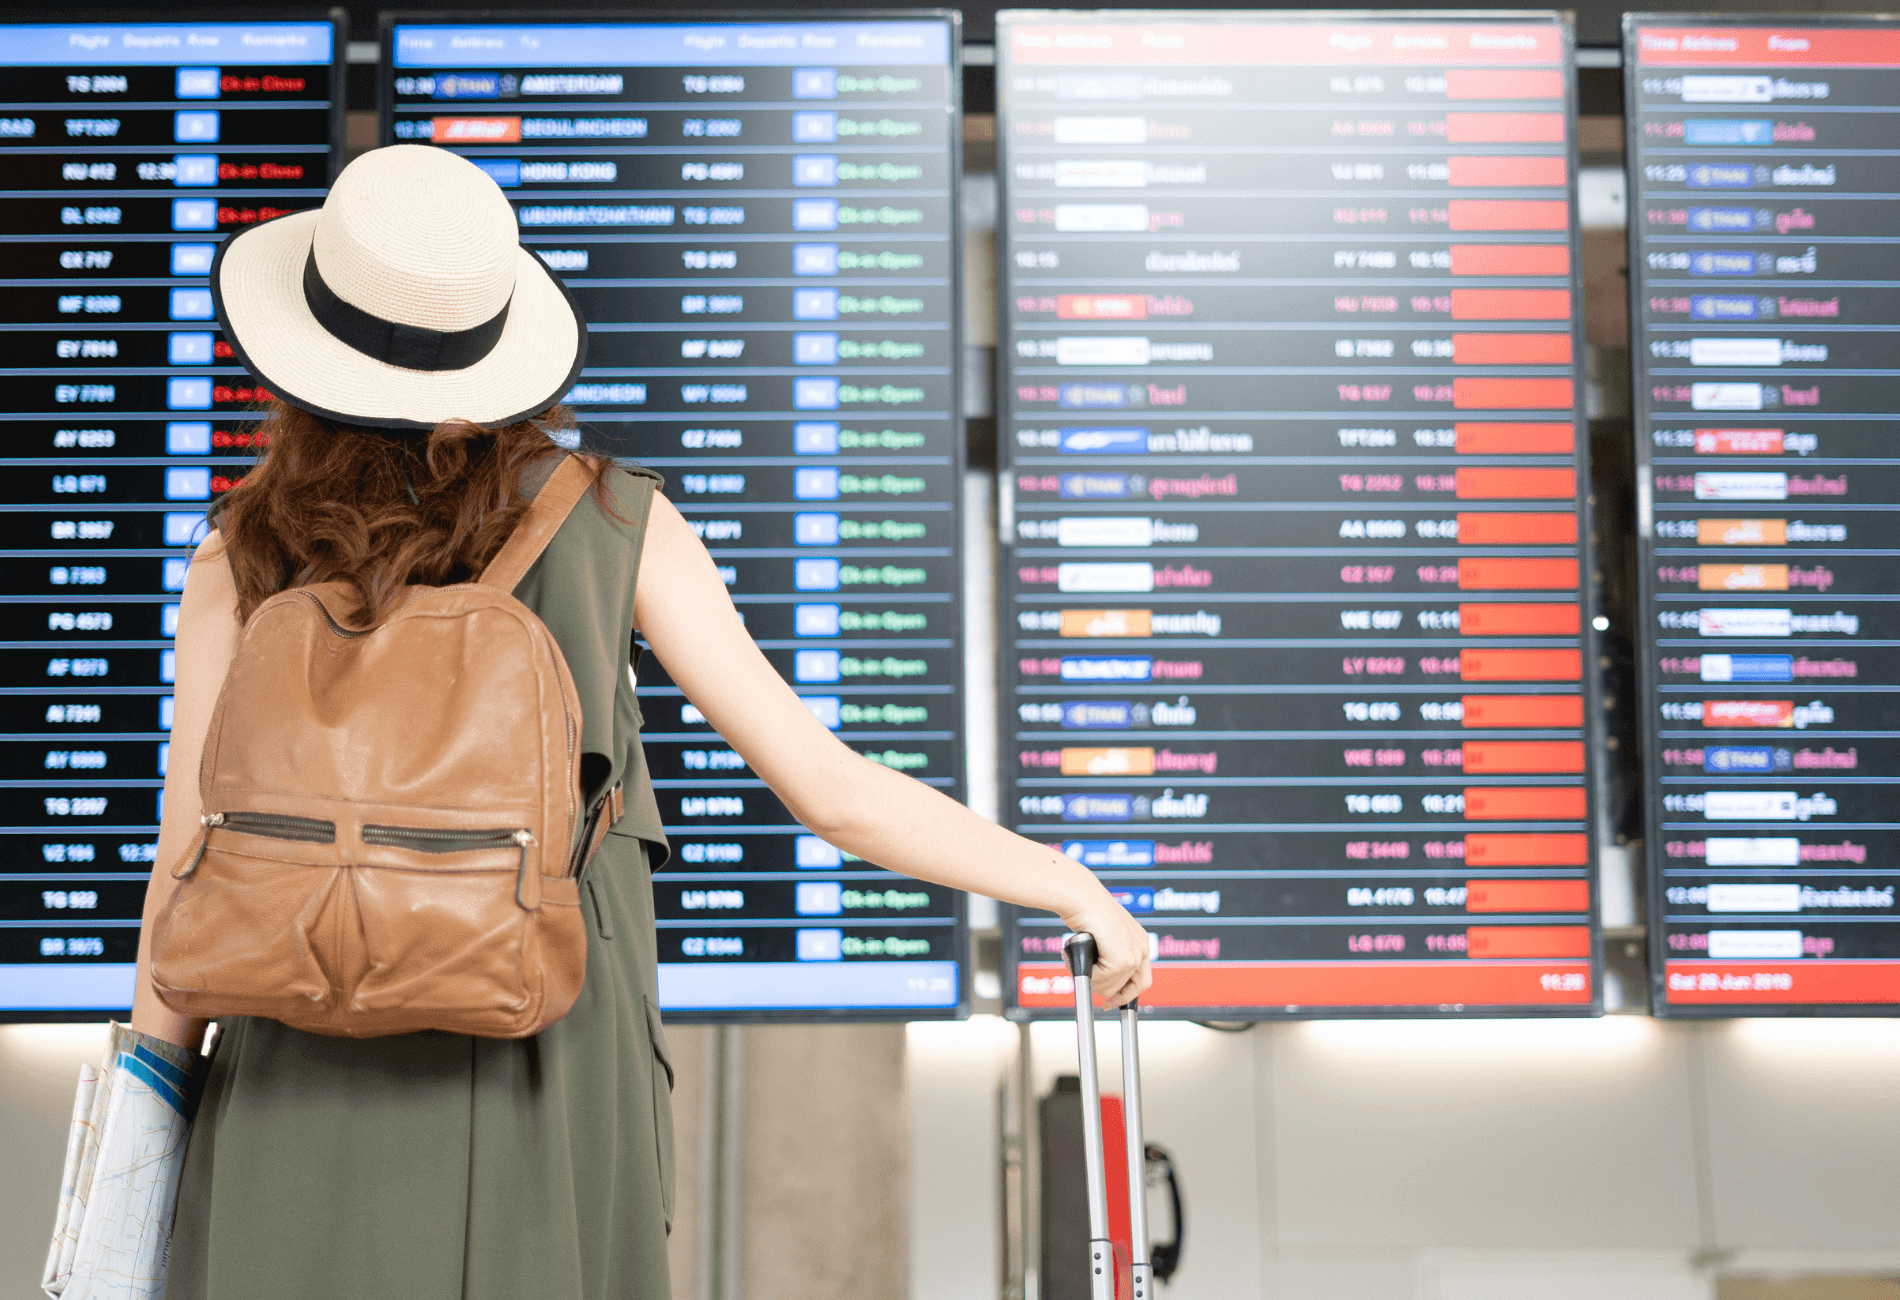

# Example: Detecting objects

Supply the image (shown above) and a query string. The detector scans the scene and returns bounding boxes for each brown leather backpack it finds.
[150,456,624,1039]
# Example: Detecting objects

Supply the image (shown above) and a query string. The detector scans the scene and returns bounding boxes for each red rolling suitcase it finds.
[1063,932,1152,1300]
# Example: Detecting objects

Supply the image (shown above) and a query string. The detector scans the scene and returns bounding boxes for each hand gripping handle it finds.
[1063,932,1115,1300]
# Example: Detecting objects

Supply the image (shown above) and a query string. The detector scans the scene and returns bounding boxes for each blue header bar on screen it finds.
[393,22,950,68]
[0,23,334,65]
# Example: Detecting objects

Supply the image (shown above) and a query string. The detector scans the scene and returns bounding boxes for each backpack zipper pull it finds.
[512,829,538,910]
[173,812,224,880]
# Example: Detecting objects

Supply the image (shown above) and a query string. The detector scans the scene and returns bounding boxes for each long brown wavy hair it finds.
[210,400,614,626]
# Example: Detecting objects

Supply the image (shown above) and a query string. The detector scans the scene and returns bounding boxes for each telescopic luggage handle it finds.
[1063,932,1151,1300]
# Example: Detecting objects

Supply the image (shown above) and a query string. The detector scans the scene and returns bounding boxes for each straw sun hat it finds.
[211,144,586,430]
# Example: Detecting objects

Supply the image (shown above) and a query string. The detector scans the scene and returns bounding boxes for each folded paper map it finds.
[43,1024,200,1300]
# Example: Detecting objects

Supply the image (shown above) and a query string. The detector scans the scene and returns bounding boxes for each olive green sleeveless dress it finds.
[167,463,676,1300]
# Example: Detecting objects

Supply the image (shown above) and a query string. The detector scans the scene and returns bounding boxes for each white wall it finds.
[909,1016,1900,1300]
[1266,1017,1698,1298]
[909,1016,1017,1296]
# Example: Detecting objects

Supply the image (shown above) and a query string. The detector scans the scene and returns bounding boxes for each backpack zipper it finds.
[176,813,220,878]
[175,809,337,879]
[563,709,576,857]
[361,825,535,854]
[362,825,538,883]
[220,810,337,842]
[300,590,367,638]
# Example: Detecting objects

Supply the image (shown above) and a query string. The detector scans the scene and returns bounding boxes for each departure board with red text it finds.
[0,18,343,1020]
[1629,16,1900,1014]
[998,11,1601,1017]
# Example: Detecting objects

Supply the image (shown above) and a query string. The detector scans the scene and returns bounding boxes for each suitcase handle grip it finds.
[1063,930,1097,979]
[1063,933,1140,1011]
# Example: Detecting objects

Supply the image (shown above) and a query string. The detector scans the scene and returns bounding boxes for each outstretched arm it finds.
[633,493,1151,1005]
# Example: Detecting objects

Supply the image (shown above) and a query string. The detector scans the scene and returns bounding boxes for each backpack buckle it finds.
[576,781,625,875]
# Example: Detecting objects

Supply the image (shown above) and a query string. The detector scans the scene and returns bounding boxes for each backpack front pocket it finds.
[151,814,344,1012]
[349,825,544,1024]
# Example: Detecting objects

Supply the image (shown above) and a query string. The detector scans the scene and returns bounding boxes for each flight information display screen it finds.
[998,11,1600,1017]
[387,14,965,1019]
[1628,16,1900,1014]
[0,19,342,1020]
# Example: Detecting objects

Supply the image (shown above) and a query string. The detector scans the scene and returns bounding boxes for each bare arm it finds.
[129,535,243,1049]
[633,493,1151,1005]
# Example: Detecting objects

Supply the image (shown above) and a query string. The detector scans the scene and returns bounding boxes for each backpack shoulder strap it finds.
[479,454,594,593]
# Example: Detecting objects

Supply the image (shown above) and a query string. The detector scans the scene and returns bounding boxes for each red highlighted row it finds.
[1464,786,1585,819]
[1457,512,1577,544]
[1463,741,1585,774]
[1445,112,1564,144]
[1461,696,1582,729]
[1637,27,1900,70]
[1461,647,1582,680]
[1451,244,1570,276]
[1466,832,1589,866]
[1453,332,1572,365]
[1458,602,1579,635]
[1456,466,1575,500]
[1467,879,1590,912]
[1016,961,1591,1007]
[1458,557,1579,591]
[1448,156,1566,187]
[1454,422,1573,454]
[1468,925,1590,957]
[1453,377,1574,410]
[1451,288,1571,320]
[1446,68,1565,100]
[1449,198,1569,231]
[1052,288,1573,319]
[1665,961,1900,1006]
[1006,23,1569,70]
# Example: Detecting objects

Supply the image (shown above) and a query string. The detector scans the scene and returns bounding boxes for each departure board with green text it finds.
[386,13,966,1019]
